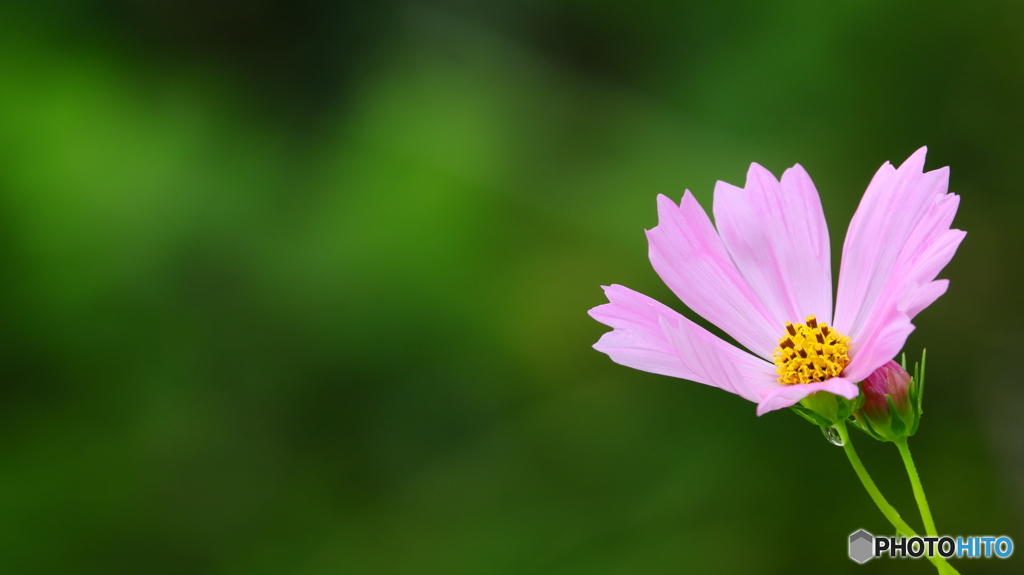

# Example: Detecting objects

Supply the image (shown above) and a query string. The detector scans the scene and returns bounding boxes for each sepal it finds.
[789,404,833,427]
[886,395,907,436]
[909,350,926,436]
[791,388,864,426]
[848,411,887,441]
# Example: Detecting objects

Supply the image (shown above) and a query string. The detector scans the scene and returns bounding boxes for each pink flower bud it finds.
[860,360,912,432]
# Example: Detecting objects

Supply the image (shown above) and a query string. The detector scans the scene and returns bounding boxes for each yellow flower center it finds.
[772,316,851,385]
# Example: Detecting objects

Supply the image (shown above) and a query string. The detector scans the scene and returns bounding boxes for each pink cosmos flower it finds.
[589,148,964,415]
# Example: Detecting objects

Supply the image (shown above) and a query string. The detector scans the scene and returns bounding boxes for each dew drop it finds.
[821,426,843,446]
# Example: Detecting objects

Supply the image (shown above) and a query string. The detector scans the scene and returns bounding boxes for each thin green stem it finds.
[834,421,913,535]
[895,437,948,574]
[895,437,938,536]
[833,421,959,574]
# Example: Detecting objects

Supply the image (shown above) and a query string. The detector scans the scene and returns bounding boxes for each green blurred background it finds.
[0,1,1020,573]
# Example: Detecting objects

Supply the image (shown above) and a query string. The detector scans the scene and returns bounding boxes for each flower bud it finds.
[854,359,921,441]
[863,361,912,419]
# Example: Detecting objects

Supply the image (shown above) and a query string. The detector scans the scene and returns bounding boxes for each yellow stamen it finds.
[771,315,851,385]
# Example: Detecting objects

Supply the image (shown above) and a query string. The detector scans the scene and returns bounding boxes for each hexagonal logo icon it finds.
[849,529,874,563]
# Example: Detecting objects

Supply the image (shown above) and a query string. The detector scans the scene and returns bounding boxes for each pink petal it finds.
[713,163,833,327]
[842,315,915,384]
[834,148,965,382]
[657,315,777,404]
[589,285,702,380]
[755,378,860,416]
[646,192,780,359]
[901,279,948,319]
[588,285,778,404]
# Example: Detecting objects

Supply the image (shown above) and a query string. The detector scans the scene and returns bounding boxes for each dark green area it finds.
[0,1,1020,573]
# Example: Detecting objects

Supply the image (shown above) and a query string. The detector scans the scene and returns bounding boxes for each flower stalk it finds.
[895,438,938,537]
[834,421,959,574]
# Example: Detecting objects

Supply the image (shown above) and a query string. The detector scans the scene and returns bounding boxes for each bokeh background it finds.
[0,1,1021,573]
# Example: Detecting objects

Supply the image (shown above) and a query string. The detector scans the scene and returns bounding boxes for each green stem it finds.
[833,421,959,574]
[895,437,938,536]
[834,421,913,535]
[895,437,948,574]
